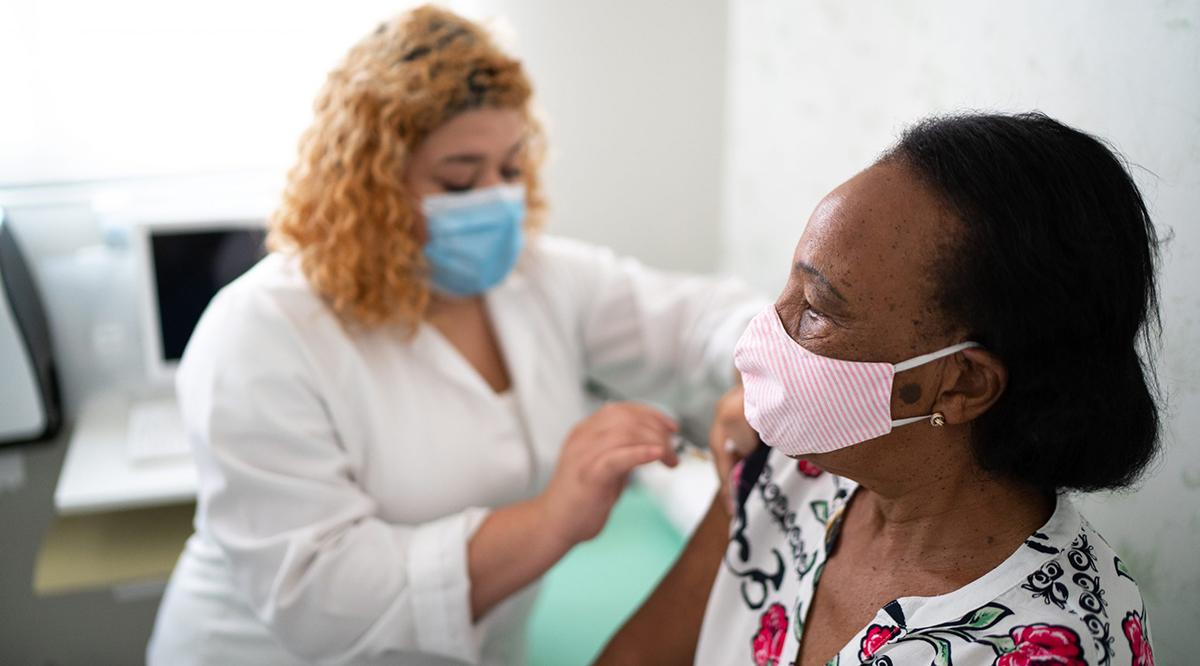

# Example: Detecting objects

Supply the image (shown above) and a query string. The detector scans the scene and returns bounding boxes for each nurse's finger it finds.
[586,444,668,485]
[612,402,679,433]
[589,411,675,449]
[656,432,681,468]
[618,424,679,466]
[585,404,661,441]
[579,413,650,444]
[592,425,677,468]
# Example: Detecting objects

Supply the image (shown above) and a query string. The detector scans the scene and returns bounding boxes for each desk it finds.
[34,502,195,596]
[54,394,196,515]
[38,395,196,595]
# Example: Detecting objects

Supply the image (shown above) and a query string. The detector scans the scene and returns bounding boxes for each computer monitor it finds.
[137,221,266,383]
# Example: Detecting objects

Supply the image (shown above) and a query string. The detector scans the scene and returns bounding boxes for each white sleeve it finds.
[539,237,766,438]
[177,286,490,665]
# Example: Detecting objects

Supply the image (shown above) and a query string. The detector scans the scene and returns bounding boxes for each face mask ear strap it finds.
[893,341,982,373]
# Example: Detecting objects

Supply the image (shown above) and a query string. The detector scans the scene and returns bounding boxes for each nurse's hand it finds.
[709,384,758,515]
[470,403,678,621]
[538,402,680,547]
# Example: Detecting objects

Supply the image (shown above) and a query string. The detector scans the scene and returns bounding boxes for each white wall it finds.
[482,0,728,272]
[721,0,1200,660]
[0,0,729,408]
[0,0,727,271]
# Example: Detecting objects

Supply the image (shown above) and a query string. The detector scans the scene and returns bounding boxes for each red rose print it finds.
[858,624,900,661]
[1123,612,1154,666]
[796,459,823,477]
[996,624,1085,666]
[752,602,788,666]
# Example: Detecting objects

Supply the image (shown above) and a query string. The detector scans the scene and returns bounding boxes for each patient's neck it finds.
[835,434,1055,578]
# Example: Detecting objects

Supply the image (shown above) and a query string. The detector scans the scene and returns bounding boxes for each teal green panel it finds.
[526,485,686,666]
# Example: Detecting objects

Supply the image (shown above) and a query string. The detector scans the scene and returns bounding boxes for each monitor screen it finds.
[150,226,266,362]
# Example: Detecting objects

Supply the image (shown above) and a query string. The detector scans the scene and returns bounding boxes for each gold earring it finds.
[930,412,946,427]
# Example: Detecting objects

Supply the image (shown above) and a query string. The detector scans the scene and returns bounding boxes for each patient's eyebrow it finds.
[795,260,849,304]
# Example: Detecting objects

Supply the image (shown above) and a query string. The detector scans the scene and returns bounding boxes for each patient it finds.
[599,112,1159,665]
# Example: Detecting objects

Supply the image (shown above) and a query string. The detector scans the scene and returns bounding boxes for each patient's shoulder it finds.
[990,514,1154,665]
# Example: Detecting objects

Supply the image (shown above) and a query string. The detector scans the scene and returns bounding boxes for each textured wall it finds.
[720,1,1200,661]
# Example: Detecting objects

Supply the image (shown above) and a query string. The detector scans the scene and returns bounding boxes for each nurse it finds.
[147,5,759,665]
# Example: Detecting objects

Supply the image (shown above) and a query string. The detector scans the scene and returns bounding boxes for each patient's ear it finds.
[937,347,1007,425]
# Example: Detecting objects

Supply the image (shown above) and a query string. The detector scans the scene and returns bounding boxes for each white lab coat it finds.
[147,235,761,665]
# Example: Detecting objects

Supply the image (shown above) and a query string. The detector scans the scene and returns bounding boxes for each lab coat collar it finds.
[415,264,533,402]
[483,264,535,405]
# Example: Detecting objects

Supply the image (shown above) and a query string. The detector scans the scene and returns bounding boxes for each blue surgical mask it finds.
[421,184,526,297]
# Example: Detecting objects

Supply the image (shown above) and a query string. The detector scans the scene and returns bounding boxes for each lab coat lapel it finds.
[416,322,497,400]
[483,271,545,487]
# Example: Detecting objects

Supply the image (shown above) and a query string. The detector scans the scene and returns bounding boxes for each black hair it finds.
[885,112,1162,494]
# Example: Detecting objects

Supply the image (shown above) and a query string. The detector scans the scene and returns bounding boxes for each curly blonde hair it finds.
[269,5,547,329]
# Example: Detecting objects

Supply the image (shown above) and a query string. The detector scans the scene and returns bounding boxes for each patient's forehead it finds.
[796,161,956,309]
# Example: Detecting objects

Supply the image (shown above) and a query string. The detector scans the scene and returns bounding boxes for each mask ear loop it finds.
[892,340,982,373]
[889,341,983,427]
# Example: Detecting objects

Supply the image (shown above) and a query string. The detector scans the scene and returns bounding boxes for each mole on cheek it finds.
[898,383,922,404]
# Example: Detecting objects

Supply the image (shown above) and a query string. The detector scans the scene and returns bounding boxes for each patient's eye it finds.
[794,293,838,340]
[797,303,824,330]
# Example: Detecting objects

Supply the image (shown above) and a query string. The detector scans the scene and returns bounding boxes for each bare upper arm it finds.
[594,497,729,665]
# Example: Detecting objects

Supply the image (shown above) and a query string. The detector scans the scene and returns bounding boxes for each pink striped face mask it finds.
[734,305,981,456]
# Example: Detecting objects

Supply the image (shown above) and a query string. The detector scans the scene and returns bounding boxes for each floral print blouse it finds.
[694,448,1155,666]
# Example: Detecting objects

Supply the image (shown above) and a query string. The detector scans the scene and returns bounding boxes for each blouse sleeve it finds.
[177,285,490,664]
[539,236,766,438]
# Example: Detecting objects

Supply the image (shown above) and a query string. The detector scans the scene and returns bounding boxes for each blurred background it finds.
[0,0,1197,663]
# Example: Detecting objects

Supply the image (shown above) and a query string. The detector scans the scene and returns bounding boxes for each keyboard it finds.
[126,397,190,462]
